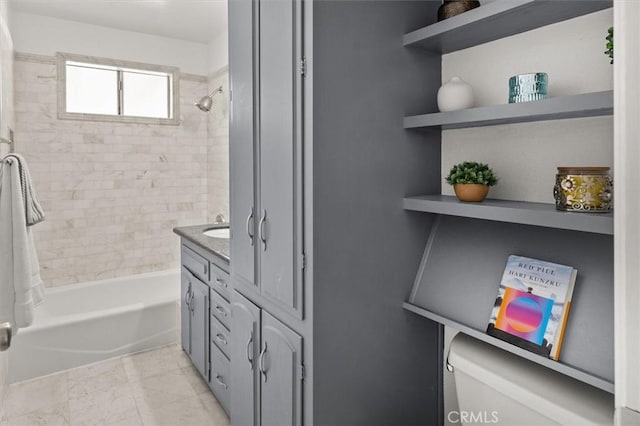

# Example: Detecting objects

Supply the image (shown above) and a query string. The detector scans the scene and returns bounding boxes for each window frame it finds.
[57,52,180,125]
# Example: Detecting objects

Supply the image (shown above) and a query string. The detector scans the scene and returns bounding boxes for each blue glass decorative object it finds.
[509,73,548,103]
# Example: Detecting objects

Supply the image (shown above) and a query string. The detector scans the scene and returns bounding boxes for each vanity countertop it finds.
[173,223,230,265]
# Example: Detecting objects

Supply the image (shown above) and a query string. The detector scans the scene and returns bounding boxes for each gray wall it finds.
[312,1,443,424]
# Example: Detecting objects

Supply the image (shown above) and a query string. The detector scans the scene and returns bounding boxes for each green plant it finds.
[605,26,613,64]
[445,161,498,186]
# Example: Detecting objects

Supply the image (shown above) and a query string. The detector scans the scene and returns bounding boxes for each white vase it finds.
[437,77,475,112]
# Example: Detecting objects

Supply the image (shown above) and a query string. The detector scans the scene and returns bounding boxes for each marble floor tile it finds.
[69,383,137,426]
[103,409,144,426]
[173,346,193,369]
[0,402,70,426]
[137,395,219,426]
[121,347,182,380]
[68,359,129,399]
[67,358,125,382]
[198,391,230,426]
[2,372,68,420]
[181,364,211,395]
[2,345,228,426]
[130,369,198,408]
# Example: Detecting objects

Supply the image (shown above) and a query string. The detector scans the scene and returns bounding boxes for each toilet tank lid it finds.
[448,333,613,425]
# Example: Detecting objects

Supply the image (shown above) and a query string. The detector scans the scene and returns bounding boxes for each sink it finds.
[203,228,230,239]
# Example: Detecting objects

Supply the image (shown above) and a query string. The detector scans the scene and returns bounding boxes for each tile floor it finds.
[0,345,230,426]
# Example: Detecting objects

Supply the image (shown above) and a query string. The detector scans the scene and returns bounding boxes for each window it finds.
[57,53,180,124]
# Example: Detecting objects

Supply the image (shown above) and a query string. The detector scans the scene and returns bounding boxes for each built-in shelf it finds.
[403,0,612,54]
[403,302,614,393]
[402,0,616,400]
[404,91,613,130]
[403,195,613,235]
[405,216,614,395]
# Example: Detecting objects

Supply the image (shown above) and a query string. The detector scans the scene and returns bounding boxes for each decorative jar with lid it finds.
[553,167,612,212]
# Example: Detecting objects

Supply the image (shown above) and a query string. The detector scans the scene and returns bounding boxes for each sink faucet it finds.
[214,214,226,224]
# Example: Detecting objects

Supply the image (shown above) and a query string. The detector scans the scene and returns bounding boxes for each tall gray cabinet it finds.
[229,1,444,425]
[229,0,304,320]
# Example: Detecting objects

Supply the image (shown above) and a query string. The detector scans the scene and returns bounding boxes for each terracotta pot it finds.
[453,184,490,202]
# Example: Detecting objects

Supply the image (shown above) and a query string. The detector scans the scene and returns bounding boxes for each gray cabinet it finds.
[228,1,448,424]
[231,291,303,426]
[180,268,191,354]
[181,267,209,379]
[229,0,256,290]
[179,240,233,416]
[260,311,303,426]
[231,291,260,426]
[229,0,304,320]
[257,0,304,318]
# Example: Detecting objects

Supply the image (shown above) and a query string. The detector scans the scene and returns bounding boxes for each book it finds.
[486,255,577,360]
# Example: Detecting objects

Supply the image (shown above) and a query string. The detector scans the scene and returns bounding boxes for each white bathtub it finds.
[8,270,180,383]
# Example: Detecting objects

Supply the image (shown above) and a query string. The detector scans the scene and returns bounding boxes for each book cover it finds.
[487,255,577,360]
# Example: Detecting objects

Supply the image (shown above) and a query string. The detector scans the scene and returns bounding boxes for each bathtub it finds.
[8,270,180,383]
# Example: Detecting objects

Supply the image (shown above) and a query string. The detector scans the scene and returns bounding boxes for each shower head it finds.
[195,86,223,112]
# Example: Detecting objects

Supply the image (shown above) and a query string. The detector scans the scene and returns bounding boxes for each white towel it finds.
[3,154,44,226]
[0,155,45,331]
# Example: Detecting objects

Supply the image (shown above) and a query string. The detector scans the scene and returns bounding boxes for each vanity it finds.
[173,224,231,415]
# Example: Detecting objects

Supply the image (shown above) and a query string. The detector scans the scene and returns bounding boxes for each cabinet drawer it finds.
[210,315,230,357]
[210,289,231,329]
[209,343,231,415]
[210,263,231,301]
[182,245,209,284]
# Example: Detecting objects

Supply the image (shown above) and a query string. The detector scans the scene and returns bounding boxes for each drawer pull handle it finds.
[246,208,254,245]
[259,342,268,383]
[215,333,228,345]
[246,333,253,368]
[215,374,228,389]
[215,305,227,317]
[215,277,228,288]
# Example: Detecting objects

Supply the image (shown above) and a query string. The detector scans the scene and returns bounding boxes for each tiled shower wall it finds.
[207,67,229,223]
[13,53,210,287]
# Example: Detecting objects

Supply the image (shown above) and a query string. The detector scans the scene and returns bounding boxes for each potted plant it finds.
[605,27,613,64]
[445,161,498,202]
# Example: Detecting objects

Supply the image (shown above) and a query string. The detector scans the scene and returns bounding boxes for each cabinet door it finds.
[231,291,261,426]
[258,0,304,318]
[260,312,303,426]
[190,277,209,379]
[229,0,257,289]
[180,268,191,353]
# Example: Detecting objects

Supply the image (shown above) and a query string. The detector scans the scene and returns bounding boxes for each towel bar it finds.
[0,136,13,152]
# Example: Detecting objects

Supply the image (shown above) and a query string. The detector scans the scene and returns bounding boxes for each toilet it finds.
[448,333,614,426]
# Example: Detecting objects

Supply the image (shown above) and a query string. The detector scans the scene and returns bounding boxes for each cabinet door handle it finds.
[204,264,208,276]
[259,210,267,251]
[215,305,227,317]
[215,277,228,288]
[246,208,254,245]
[215,333,228,345]
[259,341,268,383]
[215,374,228,389]
[246,333,253,368]
[189,292,195,313]
[184,285,191,309]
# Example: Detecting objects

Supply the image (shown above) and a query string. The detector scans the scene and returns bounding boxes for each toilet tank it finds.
[448,333,613,426]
